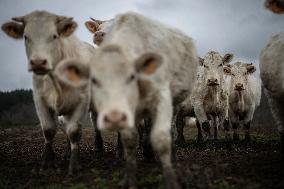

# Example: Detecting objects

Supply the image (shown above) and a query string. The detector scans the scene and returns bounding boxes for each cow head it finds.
[55,44,163,131]
[224,62,256,92]
[2,11,78,75]
[199,51,234,87]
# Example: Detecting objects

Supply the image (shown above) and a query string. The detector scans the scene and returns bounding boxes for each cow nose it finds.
[207,78,218,85]
[30,59,47,66]
[104,110,127,125]
[235,83,244,90]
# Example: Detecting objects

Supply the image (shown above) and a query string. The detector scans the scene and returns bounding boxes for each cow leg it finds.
[150,91,180,189]
[34,97,57,170]
[42,128,57,170]
[142,117,156,162]
[196,120,204,143]
[223,118,230,141]
[175,111,186,147]
[213,116,219,140]
[91,111,104,159]
[117,132,124,159]
[232,122,239,141]
[67,123,82,175]
[244,121,251,142]
[202,120,211,140]
[119,128,138,189]
[266,92,284,158]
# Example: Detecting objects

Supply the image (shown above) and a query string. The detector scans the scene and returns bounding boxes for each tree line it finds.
[0,88,274,127]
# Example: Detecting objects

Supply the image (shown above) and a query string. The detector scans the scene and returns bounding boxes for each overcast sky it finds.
[0,0,283,91]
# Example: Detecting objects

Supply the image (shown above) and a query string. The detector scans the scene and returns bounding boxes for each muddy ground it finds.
[0,125,283,189]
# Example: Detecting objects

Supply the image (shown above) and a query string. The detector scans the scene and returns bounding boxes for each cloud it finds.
[0,0,283,90]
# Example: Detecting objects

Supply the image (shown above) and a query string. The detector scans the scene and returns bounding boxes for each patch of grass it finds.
[0,178,8,189]
[94,177,109,189]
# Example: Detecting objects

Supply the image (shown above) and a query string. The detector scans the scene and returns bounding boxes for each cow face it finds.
[1,11,77,75]
[55,45,163,131]
[85,18,113,45]
[224,62,256,92]
[199,51,234,87]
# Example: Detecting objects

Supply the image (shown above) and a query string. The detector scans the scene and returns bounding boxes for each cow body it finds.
[2,10,95,174]
[59,12,198,189]
[224,62,261,141]
[260,32,284,156]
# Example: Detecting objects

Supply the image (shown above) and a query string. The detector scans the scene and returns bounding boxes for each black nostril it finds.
[42,59,47,65]
[121,114,127,122]
[215,79,218,82]
[104,115,110,123]
[95,33,97,37]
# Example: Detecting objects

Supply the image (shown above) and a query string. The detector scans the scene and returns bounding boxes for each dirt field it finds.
[0,125,283,189]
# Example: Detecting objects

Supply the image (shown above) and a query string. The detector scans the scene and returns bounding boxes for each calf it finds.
[56,12,198,189]
[224,62,261,141]
[1,10,95,174]
[85,18,114,45]
[260,32,284,157]
[190,51,233,141]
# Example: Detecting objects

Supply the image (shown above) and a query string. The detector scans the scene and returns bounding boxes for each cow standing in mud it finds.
[188,51,233,141]
[1,10,95,175]
[260,32,284,157]
[224,62,261,141]
[57,12,199,189]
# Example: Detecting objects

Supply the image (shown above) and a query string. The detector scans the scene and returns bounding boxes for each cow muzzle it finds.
[103,110,128,131]
[235,83,244,91]
[29,59,50,75]
[207,78,219,86]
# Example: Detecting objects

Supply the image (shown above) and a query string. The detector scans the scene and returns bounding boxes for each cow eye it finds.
[126,74,136,84]
[53,34,58,40]
[24,35,29,41]
[204,65,209,69]
[218,64,223,67]
[92,77,101,87]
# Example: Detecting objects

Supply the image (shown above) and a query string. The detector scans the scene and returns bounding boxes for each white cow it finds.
[260,32,284,157]
[1,10,95,174]
[224,62,261,141]
[56,12,199,189]
[85,18,114,46]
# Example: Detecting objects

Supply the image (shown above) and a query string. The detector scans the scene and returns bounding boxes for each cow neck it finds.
[235,90,245,112]
[48,72,63,111]
[207,86,220,105]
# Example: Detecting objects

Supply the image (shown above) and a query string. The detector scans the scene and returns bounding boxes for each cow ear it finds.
[223,66,231,75]
[54,59,90,88]
[223,53,234,65]
[199,57,204,66]
[246,64,256,74]
[57,17,77,37]
[1,22,24,39]
[85,21,98,33]
[135,53,163,75]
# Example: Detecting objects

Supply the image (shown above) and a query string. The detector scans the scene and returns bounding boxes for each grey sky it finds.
[0,0,283,91]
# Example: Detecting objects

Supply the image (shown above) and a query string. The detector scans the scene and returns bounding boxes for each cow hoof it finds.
[233,133,239,142]
[94,148,104,160]
[165,179,181,189]
[118,178,137,189]
[175,139,186,147]
[244,134,251,143]
[68,164,81,176]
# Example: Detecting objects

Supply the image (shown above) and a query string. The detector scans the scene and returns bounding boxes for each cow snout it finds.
[94,32,105,45]
[235,83,244,91]
[103,110,127,129]
[207,78,219,86]
[29,59,50,75]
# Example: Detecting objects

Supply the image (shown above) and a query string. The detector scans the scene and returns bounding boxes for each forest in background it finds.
[0,88,275,127]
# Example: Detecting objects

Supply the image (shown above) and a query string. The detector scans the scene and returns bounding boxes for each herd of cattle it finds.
[1,1,283,189]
